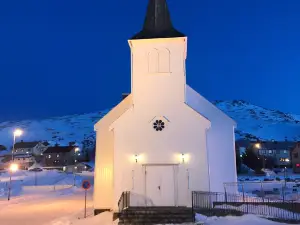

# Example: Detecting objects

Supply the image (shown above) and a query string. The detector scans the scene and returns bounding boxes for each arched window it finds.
[158,48,170,73]
[148,49,159,73]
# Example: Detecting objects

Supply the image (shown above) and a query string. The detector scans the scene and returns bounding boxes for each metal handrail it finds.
[118,191,130,212]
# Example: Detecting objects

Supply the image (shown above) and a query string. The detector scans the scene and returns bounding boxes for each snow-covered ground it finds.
[0,190,291,225]
[0,170,296,224]
[0,187,94,225]
[196,214,290,225]
[0,170,93,199]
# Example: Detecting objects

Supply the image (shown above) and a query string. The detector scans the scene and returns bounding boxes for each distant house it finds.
[236,140,294,168]
[14,154,35,170]
[255,141,294,168]
[0,145,7,151]
[76,161,94,172]
[13,141,49,156]
[42,145,78,167]
[291,142,300,173]
[64,161,94,173]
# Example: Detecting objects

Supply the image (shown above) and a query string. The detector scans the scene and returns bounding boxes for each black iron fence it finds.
[118,191,130,212]
[192,191,300,223]
[224,181,300,201]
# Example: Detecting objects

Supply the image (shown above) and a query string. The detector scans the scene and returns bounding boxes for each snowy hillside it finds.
[0,100,299,149]
[214,100,300,141]
[0,110,109,149]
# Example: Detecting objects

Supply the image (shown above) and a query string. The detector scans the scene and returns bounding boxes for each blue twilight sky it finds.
[0,0,300,121]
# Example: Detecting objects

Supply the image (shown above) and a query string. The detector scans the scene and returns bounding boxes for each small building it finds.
[254,141,294,168]
[291,142,300,173]
[0,145,7,151]
[76,161,94,172]
[65,161,94,173]
[13,141,49,156]
[42,145,78,167]
[236,140,294,168]
[14,154,35,170]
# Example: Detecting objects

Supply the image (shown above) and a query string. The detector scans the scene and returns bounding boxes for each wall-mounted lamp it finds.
[181,153,186,163]
[134,154,139,163]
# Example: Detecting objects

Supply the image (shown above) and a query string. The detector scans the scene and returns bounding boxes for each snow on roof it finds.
[79,161,95,168]
[44,146,76,154]
[14,141,40,149]
[14,154,33,158]
[28,162,42,170]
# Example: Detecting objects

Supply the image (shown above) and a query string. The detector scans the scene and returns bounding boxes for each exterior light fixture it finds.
[181,153,186,163]
[134,154,139,163]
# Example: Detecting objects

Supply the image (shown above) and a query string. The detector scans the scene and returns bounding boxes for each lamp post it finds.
[12,129,23,162]
[254,142,265,169]
[8,129,23,201]
[8,163,19,201]
[73,147,80,186]
[284,166,287,188]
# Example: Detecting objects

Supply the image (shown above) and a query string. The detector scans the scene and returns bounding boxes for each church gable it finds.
[185,85,236,127]
[94,94,133,131]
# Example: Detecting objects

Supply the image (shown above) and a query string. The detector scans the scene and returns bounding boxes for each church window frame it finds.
[148,48,171,74]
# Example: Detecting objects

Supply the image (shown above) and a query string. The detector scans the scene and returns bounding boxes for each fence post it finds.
[224,185,228,203]
[242,183,245,202]
[191,192,194,222]
[260,181,264,202]
[282,184,285,203]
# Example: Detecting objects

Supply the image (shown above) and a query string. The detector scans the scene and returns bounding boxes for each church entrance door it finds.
[144,164,178,206]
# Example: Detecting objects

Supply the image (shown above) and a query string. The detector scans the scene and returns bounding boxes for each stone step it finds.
[119,211,193,216]
[119,218,194,224]
[119,213,193,217]
[126,206,190,211]
[117,206,194,225]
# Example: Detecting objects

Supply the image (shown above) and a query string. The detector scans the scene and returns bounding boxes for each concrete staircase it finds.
[117,206,194,225]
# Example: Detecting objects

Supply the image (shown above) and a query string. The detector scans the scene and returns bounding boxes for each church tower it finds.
[128,0,187,108]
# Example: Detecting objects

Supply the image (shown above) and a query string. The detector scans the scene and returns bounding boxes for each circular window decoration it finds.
[153,120,165,131]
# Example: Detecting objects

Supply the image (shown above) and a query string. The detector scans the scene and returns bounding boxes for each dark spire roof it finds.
[131,0,185,40]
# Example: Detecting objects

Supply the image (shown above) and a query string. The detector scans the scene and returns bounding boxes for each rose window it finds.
[153,120,165,131]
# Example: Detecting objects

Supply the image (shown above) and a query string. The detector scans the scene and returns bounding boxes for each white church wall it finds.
[93,95,133,210]
[186,86,238,193]
[111,104,211,210]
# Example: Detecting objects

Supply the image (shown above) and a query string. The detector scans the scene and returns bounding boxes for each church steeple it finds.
[131,0,185,40]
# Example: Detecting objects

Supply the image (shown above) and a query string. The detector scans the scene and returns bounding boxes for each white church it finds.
[94,0,237,214]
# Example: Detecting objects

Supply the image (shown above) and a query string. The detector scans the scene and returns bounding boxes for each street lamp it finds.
[8,129,22,201]
[254,142,266,169]
[73,147,80,186]
[12,129,23,162]
[255,143,261,149]
[8,163,19,201]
